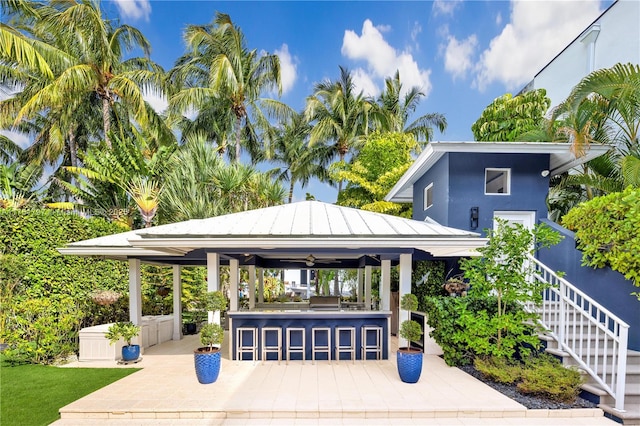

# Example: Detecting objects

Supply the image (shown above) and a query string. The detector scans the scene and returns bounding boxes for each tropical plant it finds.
[160,137,285,223]
[305,66,373,192]
[471,89,551,142]
[332,131,415,216]
[563,186,640,295]
[1,0,168,149]
[372,70,447,144]
[0,161,43,208]
[61,131,172,227]
[105,322,141,347]
[263,111,333,203]
[168,12,286,163]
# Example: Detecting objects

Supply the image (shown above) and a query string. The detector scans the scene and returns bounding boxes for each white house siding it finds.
[529,0,640,109]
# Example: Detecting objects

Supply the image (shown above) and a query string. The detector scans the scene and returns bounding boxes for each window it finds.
[485,168,510,195]
[423,183,434,210]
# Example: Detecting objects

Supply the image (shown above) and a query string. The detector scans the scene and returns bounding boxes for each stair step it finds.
[599,403,640,426]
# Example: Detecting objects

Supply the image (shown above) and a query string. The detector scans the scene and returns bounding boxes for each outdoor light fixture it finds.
[541,170,550,177]
[470,207,479,229]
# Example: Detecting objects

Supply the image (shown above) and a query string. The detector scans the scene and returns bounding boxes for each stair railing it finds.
[527,254,629,412]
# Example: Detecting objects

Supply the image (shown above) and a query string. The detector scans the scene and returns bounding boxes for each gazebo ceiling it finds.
[59,201,485,265]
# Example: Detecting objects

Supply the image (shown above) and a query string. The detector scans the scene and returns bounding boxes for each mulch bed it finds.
[458,364,597,409]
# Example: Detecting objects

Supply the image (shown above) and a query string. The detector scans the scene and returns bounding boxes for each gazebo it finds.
[60,201,485,359]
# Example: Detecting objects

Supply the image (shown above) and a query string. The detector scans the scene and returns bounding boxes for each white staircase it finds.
[528,255,640,425]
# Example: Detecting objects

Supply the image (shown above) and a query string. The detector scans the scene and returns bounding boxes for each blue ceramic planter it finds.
[122,344,140,361]
[194,349,221,384]
[397,349,423,383]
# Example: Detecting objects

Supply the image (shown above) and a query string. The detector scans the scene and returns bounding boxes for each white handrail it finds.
[527,254,630,412]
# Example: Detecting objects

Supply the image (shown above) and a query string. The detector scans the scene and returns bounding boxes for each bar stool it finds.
[361,325,383,360]
[235,326,258,361]
[311,327,331,364]
[286,327,306,363]
[335,326,356,363]
[261,326,282,363]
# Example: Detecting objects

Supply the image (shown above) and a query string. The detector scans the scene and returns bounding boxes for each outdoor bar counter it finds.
[227,309,391,361]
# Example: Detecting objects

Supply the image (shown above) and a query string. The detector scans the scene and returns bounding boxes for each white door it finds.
[493,211,535,231]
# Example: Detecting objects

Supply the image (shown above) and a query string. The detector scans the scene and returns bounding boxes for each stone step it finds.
[598,403,640,425]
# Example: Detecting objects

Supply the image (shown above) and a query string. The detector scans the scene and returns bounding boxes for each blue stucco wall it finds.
[413,152,550,235]
[538,219,639,351]
[413,153,450,224]
[448,153,550,235]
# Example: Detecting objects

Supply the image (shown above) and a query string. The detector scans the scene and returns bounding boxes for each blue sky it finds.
[5,1,613,202]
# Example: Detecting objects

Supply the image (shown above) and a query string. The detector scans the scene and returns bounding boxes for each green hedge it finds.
[0,209,129,364]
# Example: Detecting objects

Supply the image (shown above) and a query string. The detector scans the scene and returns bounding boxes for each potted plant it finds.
[396,293,424,383]
[105,321,141,362]
[194,290,227,384]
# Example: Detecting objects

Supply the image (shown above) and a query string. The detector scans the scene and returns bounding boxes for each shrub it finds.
[474,356,522,384]
[517,355,584,403]
[199,323,224,349]
[423,296,474,365]
[563,186,640,292]
[460,220,560,359]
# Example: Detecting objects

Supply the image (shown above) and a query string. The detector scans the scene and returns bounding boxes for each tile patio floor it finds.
[53,334,617,426]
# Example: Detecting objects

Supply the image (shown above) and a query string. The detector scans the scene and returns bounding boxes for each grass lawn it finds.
[0,358,139,426]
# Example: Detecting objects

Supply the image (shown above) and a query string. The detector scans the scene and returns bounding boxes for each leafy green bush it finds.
[424,294,539,366]
[474,354,584,403]
[563,186,640,292]
[474,356,522,384]
[517,355,584,403]
[423,296,473,365]
[459,220,559,359]
[2,296,83,365]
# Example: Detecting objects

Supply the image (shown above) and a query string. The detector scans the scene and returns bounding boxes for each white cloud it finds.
[341,19,432,98]
[351,68,378,97]
[496,12,503,26]
[113,0,151,22]
[274,44,297,95]
[432,0,463,17]
[473,0,602,91]
[443,34,478,80]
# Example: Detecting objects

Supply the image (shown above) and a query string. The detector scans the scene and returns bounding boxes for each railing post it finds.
[558,279,565,345]
[614,325,629,412]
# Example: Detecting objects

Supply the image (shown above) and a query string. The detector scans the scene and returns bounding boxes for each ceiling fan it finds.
[280,254,335,267]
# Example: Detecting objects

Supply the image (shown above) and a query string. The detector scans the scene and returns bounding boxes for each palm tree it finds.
[168,12,285,163]
[305,66,373,191]
[373,71,447,144]
[4,0,167,148]
[263,112,333,203]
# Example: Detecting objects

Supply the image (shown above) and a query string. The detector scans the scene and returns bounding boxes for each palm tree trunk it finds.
[234,116,242,163]
[67,130,78,168]
[103,98,111,148]
[288,181,295,203]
